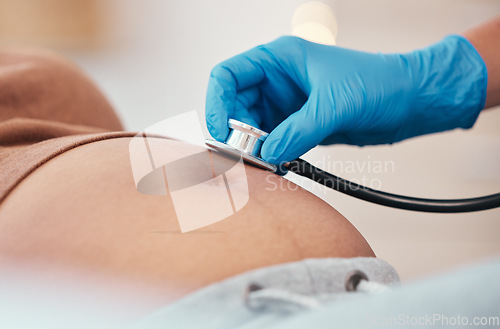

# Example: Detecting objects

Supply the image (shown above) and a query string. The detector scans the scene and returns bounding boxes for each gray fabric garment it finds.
[270,257,500,329]
[129,257,399,329]
[130,256,500,329]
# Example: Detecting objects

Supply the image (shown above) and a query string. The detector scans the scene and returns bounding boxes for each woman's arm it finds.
[463,15,500,109]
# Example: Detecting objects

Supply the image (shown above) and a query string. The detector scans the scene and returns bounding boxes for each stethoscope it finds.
[206,119,500,213]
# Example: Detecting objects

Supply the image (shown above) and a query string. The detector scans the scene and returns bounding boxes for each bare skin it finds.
[463,15,500,109]
[0,137,375,312]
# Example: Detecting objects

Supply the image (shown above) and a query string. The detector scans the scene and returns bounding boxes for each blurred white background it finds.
[2,0,499,281]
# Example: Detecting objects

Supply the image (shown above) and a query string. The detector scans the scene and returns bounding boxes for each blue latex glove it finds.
[205,35,487,165]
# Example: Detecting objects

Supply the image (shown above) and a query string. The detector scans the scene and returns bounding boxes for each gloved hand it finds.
[205,35,487,165]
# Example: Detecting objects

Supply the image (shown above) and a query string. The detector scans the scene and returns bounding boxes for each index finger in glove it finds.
[205,48,268,141]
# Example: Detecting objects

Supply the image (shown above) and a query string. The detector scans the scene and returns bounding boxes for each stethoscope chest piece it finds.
[205,119,277,172]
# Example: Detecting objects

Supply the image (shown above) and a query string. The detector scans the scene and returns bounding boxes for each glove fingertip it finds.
[261,104,326,165]
[206,74,234,142]
[260,136,280,165]
[206,115,229,142]
[261,131,296,165]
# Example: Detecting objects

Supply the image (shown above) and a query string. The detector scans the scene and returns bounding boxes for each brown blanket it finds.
[0,48,134,203]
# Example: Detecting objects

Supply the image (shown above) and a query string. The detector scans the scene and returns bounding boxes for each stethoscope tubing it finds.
[287,158,500,213]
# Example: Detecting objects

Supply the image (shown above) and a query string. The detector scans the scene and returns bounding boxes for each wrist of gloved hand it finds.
[401,35,488,140]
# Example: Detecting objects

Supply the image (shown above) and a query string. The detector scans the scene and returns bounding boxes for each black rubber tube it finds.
[286,158,500,213]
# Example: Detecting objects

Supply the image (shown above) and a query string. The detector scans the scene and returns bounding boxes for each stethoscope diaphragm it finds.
[205,119,277,172]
